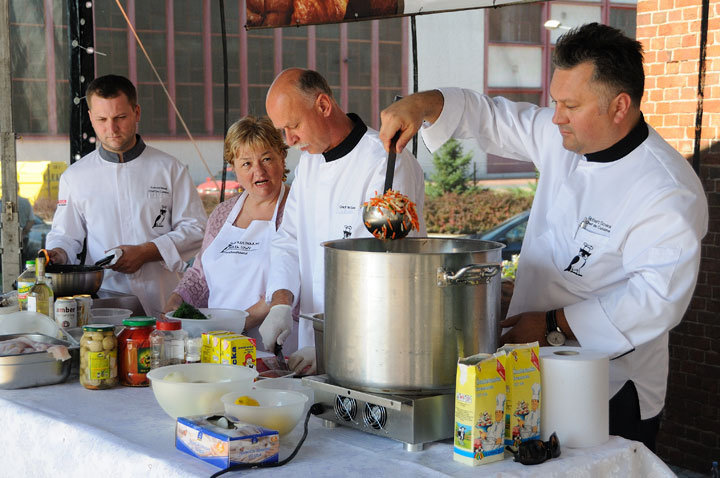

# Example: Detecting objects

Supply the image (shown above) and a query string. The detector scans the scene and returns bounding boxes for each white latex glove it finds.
[288,346,317,376]
[258,304,293,352]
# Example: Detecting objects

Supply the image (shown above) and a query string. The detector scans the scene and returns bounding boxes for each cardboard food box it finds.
[175,415,279,468]
[200,330,232,363]
[219,335,256,368]
[200,331,257,368]
[453,350,507,466]
[497,342,541,446]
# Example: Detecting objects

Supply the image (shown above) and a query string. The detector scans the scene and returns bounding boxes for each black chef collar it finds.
[98,134,146,163]
[323,113,368,162]
[584,114,649,163]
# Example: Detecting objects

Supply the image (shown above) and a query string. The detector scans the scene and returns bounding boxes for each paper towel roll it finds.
[540,346,609,448]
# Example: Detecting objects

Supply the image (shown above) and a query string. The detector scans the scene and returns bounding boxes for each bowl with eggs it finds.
[147,363,257,419]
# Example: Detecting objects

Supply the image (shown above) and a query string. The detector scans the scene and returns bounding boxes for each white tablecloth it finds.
[0,379,675,478]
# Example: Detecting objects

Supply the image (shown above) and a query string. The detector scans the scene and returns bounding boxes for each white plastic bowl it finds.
[255,377,314,417]
[90,308,132,326]
[147,363,258,419]
[166,308,247,338]
[221,388,309,436]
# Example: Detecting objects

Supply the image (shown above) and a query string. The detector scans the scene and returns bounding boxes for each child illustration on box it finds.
[473,438,484,460]
[521,383,541,440]
[482,394,505,452]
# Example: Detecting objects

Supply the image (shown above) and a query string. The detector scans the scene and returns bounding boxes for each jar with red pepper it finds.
[117,317,156,387]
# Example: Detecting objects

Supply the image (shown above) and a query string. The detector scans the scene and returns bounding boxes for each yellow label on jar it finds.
[88,350,116,380]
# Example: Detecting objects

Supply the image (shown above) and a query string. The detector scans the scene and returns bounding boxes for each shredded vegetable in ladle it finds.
[363,189,419,239]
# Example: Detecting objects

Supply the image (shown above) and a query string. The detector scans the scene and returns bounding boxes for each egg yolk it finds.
[234,395,260,406]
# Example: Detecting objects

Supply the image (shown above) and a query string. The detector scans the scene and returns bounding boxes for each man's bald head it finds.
[268,68,333,105]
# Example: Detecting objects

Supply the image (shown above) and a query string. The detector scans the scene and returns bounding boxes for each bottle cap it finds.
[122,317,156,327]
[25,260,35,267]
[83,324,115,332]
[156,318,182,330]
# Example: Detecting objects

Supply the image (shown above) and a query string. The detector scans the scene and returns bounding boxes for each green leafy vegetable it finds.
[173,302,208,320]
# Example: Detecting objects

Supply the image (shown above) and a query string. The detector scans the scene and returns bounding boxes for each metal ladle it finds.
[362,133,414,240]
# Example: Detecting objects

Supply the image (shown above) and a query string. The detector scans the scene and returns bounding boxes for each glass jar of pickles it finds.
[117,317,156,386]
[79,324,117,390]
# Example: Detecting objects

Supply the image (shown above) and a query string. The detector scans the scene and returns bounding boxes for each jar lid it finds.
[83,324,115,332]
[156,318,182,330]
[122,317,157,327]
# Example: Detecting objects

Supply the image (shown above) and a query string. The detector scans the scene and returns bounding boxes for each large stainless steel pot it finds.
[322,237,503,395]
[45,264,104,297]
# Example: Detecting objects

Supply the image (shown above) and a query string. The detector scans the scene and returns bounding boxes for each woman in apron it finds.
[165,116,294,349]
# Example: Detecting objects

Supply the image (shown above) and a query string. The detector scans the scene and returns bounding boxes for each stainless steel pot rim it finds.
[46,264,104,273]
[322,237,505,254]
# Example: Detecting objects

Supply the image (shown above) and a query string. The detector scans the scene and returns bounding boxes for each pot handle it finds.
[437,263,502,287]
[299,313,324,325]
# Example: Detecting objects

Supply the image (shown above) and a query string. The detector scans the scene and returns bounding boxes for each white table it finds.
[0,379,676,478]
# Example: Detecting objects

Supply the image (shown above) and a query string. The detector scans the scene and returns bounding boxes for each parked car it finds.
[466,210,530,261]
[196,168,241,197]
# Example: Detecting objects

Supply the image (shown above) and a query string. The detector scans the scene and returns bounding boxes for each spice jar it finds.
[79,324,117,390]
[149,318,188,369]
[117,317,156,387]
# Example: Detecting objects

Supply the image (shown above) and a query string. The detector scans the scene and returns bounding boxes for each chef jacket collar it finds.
[98,134,146,163]
[323,113,368,162]
[584,113,648,163]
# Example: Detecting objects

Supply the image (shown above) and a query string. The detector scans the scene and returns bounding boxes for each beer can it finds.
[55,297,77,329]
[73,294,93,328]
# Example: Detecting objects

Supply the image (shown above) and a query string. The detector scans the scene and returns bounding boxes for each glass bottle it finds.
[17,260,36,311]
[185,337,202,364]
[27,253,53,320]
[149,319,188,369]
[117,317,156,386]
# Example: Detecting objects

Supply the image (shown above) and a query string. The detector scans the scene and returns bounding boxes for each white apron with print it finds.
[202,185,297,352]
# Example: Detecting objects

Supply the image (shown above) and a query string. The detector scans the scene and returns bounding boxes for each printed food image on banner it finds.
[246,0,399,28]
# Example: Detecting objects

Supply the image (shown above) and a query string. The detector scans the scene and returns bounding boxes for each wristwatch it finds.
[545,309,566,346]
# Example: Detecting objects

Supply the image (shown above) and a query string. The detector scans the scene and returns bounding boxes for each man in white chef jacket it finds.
[260,68,426,374]
[521,383,541,440]
[46,75,207,318]
[482,394,505,452]
[378,23,708,452]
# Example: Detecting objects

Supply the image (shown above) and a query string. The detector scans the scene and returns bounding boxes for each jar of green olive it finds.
[79,324,118,390]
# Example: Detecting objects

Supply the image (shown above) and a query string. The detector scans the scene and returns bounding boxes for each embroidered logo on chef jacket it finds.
[57,199,67,207]
[564,243,593,276]
[147,186,170,198]
[343,225,352,239]
[220,240,260,255]
[152,205,168,228]
[585,216,612,235]
[337,204,357,215]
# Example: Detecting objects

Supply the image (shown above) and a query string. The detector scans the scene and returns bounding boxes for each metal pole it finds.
[219,0,228,202]
[68,0,95,164]
[0,0,21,291]
[692,0,709,174]
[411,15,418,158]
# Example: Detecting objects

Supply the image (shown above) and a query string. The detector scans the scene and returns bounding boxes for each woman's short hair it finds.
[224,116,289,176]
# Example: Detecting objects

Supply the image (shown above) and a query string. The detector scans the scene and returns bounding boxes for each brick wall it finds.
[637,0,720,472]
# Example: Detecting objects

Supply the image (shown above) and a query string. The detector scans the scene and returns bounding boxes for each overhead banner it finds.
[245,0,535,29]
